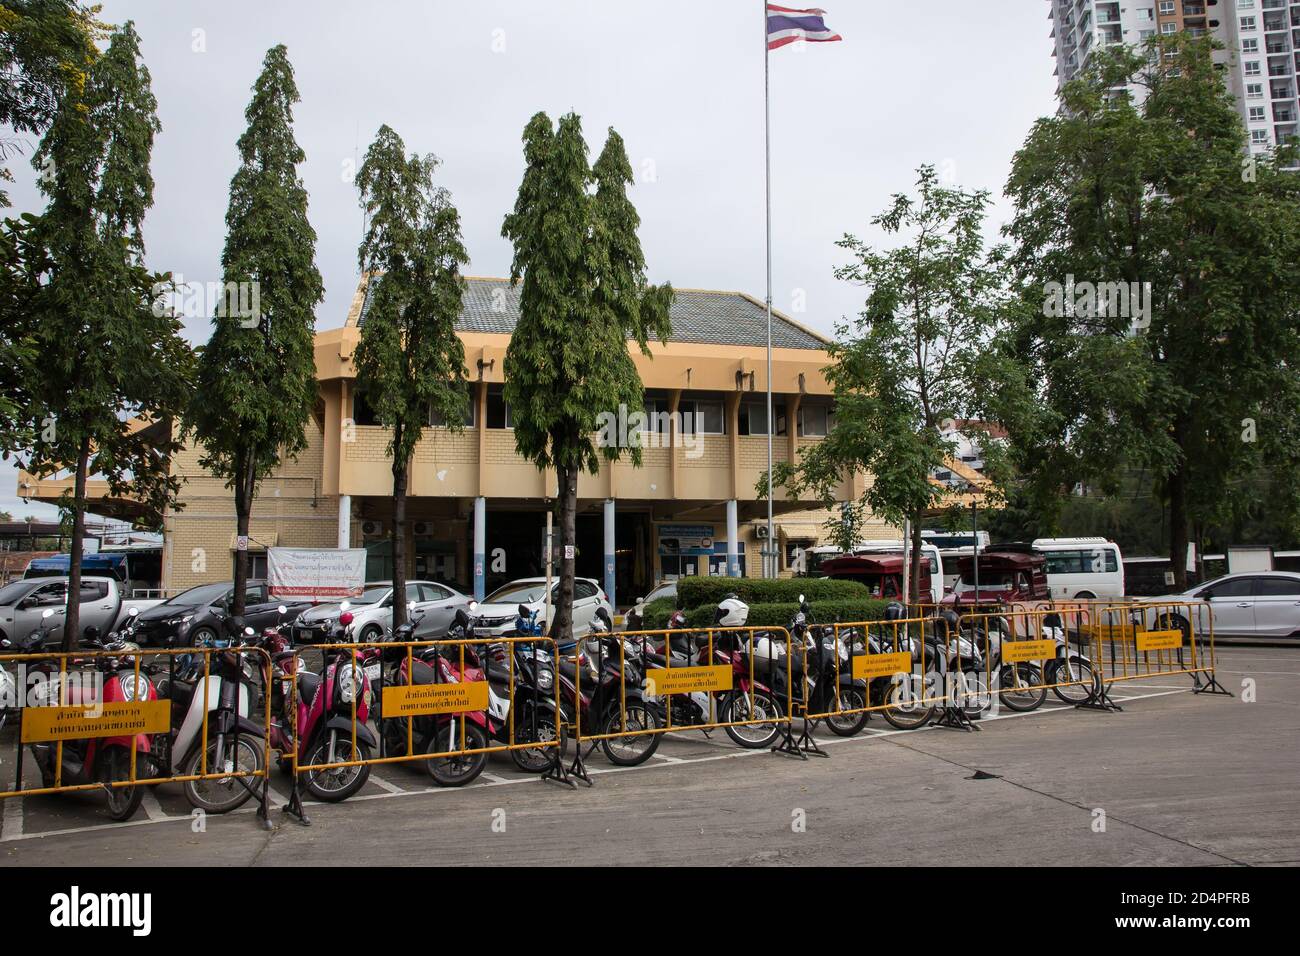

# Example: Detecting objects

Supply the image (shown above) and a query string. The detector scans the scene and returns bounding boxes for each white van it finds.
[922,530,991,592]
[1032,537,1125,600]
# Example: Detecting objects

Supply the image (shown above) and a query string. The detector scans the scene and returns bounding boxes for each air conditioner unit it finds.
[361,520,384,537]
[754,525,770,540]
[412,522,434,538]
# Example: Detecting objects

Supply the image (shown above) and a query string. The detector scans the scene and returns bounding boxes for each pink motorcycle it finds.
[273,610,375,805]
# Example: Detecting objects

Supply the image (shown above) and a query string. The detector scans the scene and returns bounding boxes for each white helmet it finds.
[715,595,750,628]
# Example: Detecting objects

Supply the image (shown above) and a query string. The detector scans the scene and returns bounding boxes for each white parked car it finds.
[472,577,612,643]
[292,580,471,643]
[1136,571,1300,642]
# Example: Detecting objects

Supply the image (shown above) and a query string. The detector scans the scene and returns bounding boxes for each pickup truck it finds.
[0,576,163,647]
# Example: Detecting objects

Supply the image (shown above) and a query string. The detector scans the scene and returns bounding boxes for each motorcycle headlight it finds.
[535,667,553,691]
[335,662,362,704]
[118,673,150,702]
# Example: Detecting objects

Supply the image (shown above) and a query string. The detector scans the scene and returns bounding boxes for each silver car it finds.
[1138,571,1300,641]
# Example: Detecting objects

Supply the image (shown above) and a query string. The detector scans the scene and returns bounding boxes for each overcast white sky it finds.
[1,0,1058,520]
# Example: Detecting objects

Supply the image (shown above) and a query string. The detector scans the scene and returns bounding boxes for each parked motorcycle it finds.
[643,596,784,750]
[23,609,157,821]
[278,605,375,801]
[150,614,267,813]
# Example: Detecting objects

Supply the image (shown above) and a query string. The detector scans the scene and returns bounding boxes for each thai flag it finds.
[766,4,842,51]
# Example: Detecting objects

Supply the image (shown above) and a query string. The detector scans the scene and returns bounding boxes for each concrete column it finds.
[473,496,486,601]
[726,499,740,577]
[337,495,351,549]
[603,498,616,609]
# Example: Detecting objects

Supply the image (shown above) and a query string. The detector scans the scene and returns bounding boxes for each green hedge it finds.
[676,576,869,609]
[643,598,891,630]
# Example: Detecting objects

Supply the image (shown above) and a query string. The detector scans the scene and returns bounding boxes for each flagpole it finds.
[763,0,775,579]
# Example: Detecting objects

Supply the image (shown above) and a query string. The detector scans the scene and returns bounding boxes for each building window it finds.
[1247,83,1264,99]
[352,391,379,426]
[1160,22,1177,34]
[428,384,476,428]
[1249,106,1266,121]
[739,400,788,436]
[1242,38,1258,54]
[1240,16,1256,31]
[1245,61,1261,77]
[798,404,832,438]
[485,385,513,429]
[1157,0,1174,14]
[678,398,725,436]
[1251,129,1270,145]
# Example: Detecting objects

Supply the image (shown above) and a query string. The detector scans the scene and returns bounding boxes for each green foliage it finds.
[187,45,322,612]
[501,112,671,642]
[643,598,891,630]
[677,575,868,609]
[769,164,1009,531]
[0,0,101,206]
[997,34,1300,586]
[353,124,469,625]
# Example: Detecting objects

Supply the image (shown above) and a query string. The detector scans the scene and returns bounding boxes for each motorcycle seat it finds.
[297,672,321,705]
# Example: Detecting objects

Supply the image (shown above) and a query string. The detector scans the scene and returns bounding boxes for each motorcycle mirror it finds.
[41,608,55,619]
[277,605,287,615]
[339,600,351,612]
[408,601,416,611]
[635,597,645,607]
[244,626,255,636]
[799,594,805,604]
[127,606,140,617]
[468,601,478,612]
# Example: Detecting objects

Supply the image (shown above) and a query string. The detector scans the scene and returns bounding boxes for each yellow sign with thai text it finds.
[382,681,489,717]
[21,700,170,743]
[644,665,732,697]
[851,652,912,680]
[1001,640,1058,663]
[1136,630,1183,652]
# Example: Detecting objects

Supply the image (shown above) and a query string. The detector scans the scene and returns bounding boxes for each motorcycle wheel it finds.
[427,721,488,787]
[998,663,1046,712]
[722,689,783,749]
[881,676,934,730]
[97,746,145,822]
[510,708,565,774]
[183,736,264,813]
[305,731,371,802]
[600,701,661,766]
[1050,657,1096,705]
[824,687,869,737]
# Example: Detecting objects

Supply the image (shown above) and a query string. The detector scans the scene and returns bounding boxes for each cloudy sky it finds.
[1,0,1059,520]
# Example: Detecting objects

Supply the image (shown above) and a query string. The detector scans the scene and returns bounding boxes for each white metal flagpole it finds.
[764,0,775,579]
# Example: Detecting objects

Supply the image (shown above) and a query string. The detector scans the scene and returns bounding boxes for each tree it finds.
[998,35,1300,589]
[20,21,193,650]
[0,0,100,205]
[353,125,469,629]
[0,0,100,451]
[771,165,1008,602]
[188,45,323,615]
[502,113,672,642]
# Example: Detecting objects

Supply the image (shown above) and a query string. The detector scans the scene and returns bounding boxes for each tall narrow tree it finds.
[21,21,193,650]
[189,45,323,614]
[502,113,671,643]
[353,125,469,628]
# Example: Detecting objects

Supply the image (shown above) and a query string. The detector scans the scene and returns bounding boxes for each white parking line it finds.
[139,790,168,822]
[367,775,406,794]
[0,797,21,841]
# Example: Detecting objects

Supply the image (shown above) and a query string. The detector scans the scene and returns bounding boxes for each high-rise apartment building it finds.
[1048,0,1299,165]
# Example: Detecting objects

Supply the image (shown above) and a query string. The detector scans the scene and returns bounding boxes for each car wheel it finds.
[359,624,382,645]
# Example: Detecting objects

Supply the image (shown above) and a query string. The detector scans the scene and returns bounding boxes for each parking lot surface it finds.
[0,646,1294,867]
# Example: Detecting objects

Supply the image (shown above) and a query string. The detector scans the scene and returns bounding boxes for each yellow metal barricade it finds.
[1085,601,1229,704]
[284,635,564,821]
[954,607,1099,714]
[0,645,274,826]
[565,626,794,777]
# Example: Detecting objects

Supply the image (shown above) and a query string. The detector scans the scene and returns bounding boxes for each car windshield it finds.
[350,586,391,606]
[161,583,230,607]
[0,581,38,606]
[955,573,1016,594]
[485,582,548,605]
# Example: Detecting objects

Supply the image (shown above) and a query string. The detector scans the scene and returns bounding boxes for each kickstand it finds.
[281,767,312,826]
[932,706,980,731]
[1192,670,1233,697]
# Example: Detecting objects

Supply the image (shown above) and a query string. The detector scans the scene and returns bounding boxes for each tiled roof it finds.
[356,276,827,351]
